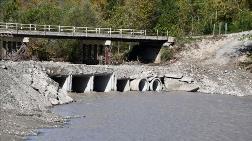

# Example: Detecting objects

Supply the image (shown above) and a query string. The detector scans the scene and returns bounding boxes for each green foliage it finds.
[0,0,20,22]
[62,0,100,26]
[20,3,62,24]
[1,0,252,62]
[160,47,174,62]
[107,0,158,29]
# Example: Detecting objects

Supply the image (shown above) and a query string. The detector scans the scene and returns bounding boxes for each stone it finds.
[244,40,252,48]
[1,65,7,69]
[49,98,59,105]
[180,76,194,83]
[164,73,183,79]
[177,84,200,92]
[58,89,73,104]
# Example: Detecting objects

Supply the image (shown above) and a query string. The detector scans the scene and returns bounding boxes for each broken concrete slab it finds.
[164,78,199,92]
[177,84,200,92]
[164,78,184,91]
[164,73,183,79]
[180,76,194,83]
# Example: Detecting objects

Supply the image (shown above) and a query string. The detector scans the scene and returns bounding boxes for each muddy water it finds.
[27,92,252,141]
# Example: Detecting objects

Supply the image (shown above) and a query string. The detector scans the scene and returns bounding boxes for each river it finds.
[27,92,252,141]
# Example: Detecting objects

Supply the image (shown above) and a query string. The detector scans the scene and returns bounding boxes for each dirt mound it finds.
[0,67,51,111]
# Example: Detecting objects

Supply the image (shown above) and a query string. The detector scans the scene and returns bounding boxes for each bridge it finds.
[0,22,173,42]
[0,22,175,64]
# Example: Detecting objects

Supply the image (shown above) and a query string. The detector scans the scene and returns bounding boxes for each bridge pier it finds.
[0,38,22,60]
[80,41,106,65]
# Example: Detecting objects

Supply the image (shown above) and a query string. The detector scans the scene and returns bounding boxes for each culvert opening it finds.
[94,75,112,92]
[72,75,93,93]
[139,79,148,91]
[50,76,67,88]
[117,79,130,92]
[151,79,162,91]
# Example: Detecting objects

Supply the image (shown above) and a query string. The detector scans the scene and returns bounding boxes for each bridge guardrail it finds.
[0,22,170,40]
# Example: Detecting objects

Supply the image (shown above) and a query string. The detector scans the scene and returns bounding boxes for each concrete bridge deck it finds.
[0,22,173,43]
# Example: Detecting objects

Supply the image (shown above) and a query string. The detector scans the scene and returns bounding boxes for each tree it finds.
[62,0,100,27]
[0,0,20,22]
[108,0,158,29]
[20,2,62,24]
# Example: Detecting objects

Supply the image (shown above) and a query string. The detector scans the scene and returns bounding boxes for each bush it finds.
[160,47,174,62]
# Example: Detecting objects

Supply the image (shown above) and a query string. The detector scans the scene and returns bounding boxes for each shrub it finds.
[160,47,174,62]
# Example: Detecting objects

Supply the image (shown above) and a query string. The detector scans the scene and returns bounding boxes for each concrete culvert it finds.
[149,78,162,91]
[50,75,72,92]
[117,79,130,92]
[72,75,93,93]
[130,79,149,91]
[94,74,113,92]
[50,76,67,88]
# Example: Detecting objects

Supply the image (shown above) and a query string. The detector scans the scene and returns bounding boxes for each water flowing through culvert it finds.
[26,92,252,141]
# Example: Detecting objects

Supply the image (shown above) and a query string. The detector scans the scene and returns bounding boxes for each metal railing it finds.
[0,22,170,40]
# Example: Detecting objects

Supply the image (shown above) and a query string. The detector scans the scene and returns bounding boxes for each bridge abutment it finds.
[128,42,164,63]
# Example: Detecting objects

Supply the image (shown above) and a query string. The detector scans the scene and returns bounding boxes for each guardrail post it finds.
[156,30,159,39]
[6,23,8,29]
[120,29,122,37]
[85,27,87,37]
[166,30,169,40]
[34,24,37,31]
[48,25,51,31]
[109,28,112,36]
[73,26,75,36]
[29,24,32,31]
[44,25,46,35]
[16,23,18,34]
[58,25,61,32]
